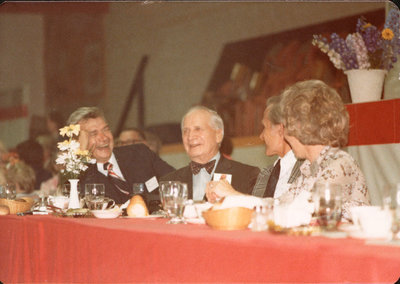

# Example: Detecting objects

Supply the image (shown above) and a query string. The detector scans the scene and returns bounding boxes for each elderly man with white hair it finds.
[160,106,260,201]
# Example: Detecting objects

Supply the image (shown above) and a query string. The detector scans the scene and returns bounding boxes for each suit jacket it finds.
[80,144,175,209]
[160,155,260,200]
[251,159,304,198]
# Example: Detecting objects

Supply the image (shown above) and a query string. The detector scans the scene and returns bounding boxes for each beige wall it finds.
[103,2,388,130]
[0,1,394,148]
[0,14,45,147]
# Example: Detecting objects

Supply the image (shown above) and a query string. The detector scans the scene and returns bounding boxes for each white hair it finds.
[181,106,224,137]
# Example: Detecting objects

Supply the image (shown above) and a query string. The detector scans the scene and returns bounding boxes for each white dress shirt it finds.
[192,152,221,201]
[96,153,126,181]
[274,150,297,198]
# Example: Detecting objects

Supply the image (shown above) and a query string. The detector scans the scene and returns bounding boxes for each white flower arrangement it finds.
[56,124,95,181]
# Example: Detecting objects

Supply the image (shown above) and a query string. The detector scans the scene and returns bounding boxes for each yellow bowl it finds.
[202,207,253,230]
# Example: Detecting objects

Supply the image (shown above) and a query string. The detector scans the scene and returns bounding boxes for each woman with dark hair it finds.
[16,140,52,189]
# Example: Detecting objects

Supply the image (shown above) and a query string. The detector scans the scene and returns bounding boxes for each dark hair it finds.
[16,139,44,167]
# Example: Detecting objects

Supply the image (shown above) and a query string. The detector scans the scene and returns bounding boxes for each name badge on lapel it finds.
[213,173,232,184]
[145,176,159,192]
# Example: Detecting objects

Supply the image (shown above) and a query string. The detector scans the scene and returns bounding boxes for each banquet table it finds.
[1,215,400,283]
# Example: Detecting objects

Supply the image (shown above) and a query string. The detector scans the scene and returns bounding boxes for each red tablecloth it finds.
[1,214,400,283]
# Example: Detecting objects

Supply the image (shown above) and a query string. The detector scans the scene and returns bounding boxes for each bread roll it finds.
[127,195,149,217]
[0,205,10,215]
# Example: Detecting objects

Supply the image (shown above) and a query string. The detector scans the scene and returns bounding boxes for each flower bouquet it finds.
[312,9,400,71]
[312,9,400,103]
[56,124,95,183]
[56,124,95,209]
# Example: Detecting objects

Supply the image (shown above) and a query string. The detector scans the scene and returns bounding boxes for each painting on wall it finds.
[202,9,385,137]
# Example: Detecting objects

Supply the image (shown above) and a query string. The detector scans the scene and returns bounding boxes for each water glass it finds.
[159,181,179,217]
[132,183,145,196]
[382,183,400,239]
[313,182,342,230]
[0,184,16,200]
[161,181,188,224]
[85,184,105,210]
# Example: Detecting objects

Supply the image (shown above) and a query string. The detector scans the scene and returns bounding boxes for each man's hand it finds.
[205,179,242,203]
[78,129,90,151]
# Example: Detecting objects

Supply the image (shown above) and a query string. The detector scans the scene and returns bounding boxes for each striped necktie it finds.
[103,162,130,195]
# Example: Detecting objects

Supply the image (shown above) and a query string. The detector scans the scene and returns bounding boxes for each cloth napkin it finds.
[273,191,314,228]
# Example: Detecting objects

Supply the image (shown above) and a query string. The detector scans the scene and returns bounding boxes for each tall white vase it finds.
[68,179,80,209]
[345,69,387,103]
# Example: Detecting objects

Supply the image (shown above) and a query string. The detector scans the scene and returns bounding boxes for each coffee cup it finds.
[48,195,70,209]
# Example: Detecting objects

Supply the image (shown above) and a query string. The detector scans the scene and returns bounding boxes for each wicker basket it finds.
[202,207,253,230]
[0,197,34,214]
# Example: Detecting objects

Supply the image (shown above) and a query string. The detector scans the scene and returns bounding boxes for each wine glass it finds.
[313,182,342,231]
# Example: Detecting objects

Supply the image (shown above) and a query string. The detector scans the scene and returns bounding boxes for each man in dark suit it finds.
[160,106,260,201]
[67,107,175,210]
[206,96,303,202]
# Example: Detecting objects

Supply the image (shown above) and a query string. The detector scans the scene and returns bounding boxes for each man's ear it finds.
[277,124,285,138]
[216,129,223,144]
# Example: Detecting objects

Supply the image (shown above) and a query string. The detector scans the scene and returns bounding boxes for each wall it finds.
[0,14,44,148]
[103,2,389,130]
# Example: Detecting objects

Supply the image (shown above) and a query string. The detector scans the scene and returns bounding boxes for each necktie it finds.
[264,159,281,198]
[190,160,216,175]
[104,162,130,195]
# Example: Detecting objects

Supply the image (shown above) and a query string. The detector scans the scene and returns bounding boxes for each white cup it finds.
[352,206,392,238]
[48,195,70,210]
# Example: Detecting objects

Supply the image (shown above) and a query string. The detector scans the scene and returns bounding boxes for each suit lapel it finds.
[214,155,232,174]
[180,166,193,199]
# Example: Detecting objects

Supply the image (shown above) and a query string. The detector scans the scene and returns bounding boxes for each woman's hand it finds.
[205,179,242,203]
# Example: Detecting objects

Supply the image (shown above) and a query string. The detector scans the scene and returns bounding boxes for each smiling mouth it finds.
[96,144,109,150]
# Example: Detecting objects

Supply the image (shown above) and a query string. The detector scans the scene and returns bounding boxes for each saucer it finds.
[124,214,164,219]
[349,230,392,240]
[91,209,121,219]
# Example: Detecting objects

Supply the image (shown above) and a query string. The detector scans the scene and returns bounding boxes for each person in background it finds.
[143,130,162,154]
[206,95,303,202]
[67,107,175,211]
[6,160,38,201]
[161,106,260,201]
[36,134,57,174]
[220,136,233,160]
[16,139,52,190]
[117,127,147,147]
[46,110,65,142]
[208,80,370,220]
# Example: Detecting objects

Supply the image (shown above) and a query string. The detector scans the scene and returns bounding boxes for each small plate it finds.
[185,218,205,224]
[349,230,392,240]
[91,209,121,219]
[124,214,164,219]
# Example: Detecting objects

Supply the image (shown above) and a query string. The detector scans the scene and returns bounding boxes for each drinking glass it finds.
[132,183,145,196]
[158,181,179,217]
[85,184,106,210]
[161,181,188,224]
[313,182,342,231]
[382,183,400,239]
[0,184,16,200]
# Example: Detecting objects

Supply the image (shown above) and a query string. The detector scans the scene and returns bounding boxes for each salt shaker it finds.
[251,205,269,232]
